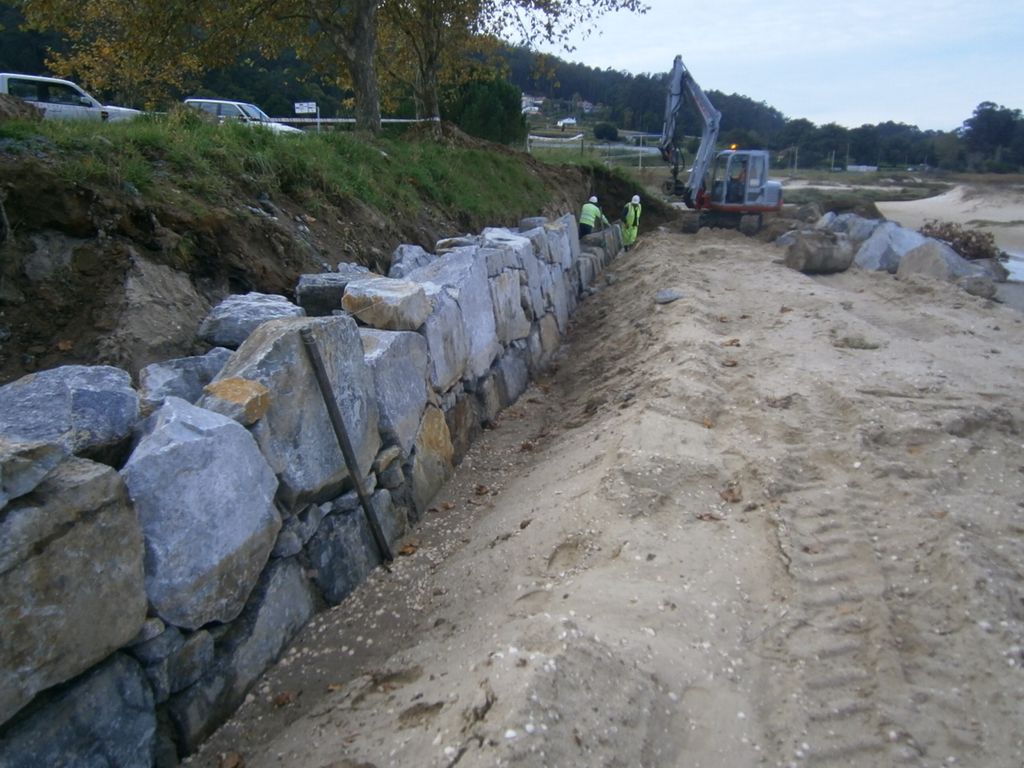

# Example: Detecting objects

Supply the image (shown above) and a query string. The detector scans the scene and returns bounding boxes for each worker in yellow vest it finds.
[578,196,610,238]
[622,194,642,250]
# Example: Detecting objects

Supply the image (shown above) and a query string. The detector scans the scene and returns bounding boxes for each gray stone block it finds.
[197,292,305,349]
[203,315,381,508]
[165,558,316,754]
[121,398,280,630]
[0,457,146,726]
[0,654,155,768]
[138,347,232,412]
[360,329,429,455]
[0,365,139,459]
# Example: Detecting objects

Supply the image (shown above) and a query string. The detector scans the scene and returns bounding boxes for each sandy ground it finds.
[185,193,1024,768]
[877,184,1024,254]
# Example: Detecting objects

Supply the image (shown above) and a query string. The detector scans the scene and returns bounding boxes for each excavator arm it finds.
[658,55,721,208]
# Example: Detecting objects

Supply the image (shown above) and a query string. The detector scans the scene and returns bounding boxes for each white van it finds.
[183,98,303,134]
[0,73,141,122]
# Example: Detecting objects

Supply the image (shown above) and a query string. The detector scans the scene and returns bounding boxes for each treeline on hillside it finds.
[2,3,1021,172]
[506,49,1024,173]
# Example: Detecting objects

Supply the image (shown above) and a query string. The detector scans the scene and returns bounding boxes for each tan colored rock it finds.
[409,406,453,515]
[202,377,271,425]
[342,277,431,331]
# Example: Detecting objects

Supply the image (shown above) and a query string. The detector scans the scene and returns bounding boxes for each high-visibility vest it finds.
[580,202,602,227]
[624,202,641,228]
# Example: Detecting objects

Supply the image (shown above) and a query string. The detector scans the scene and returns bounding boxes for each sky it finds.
[535,0,1024,132]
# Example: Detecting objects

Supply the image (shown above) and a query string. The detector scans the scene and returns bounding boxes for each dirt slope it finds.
[0,131,672,384]
[185,225,1024,768]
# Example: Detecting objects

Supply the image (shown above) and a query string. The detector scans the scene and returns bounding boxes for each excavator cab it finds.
[701,149,781,229]
[707,151,765,206]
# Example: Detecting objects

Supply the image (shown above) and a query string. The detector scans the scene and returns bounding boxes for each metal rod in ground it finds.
[299,328,394,562]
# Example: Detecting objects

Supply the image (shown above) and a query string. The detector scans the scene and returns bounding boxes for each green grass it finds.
[0,115,553,223]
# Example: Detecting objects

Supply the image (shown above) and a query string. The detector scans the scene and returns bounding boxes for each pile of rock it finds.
[778,212,1009,298]
[0,214,623,765]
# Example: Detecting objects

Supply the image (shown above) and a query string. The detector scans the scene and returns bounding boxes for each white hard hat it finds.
[632,195,641,204]
[589,196,598,203]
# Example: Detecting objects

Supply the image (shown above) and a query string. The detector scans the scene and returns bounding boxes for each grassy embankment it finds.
[0,113,565,224]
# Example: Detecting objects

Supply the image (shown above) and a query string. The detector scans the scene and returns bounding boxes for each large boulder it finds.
[197,292,305,349]
[544,262,571,334]
[514,227,550,320]
[1,457,146,726]
[295,264,371,317]
[388,244,435,279]
[784,230,856,274]
[359,329,429,456]
[0,365,139,460]
[0,436,65,508]
[896,239,990,281]
[816,212,883,244]
[200,315,380,507]
[305,489,404,605]
[549,213,581,270]
[342,276,432,331]
[854,221,928,273]
[480,228,531,277]
[408,248,500,381]
[489,271,532,344]
[137,347,232,412]
[414,280,470,393]
[0,654,155,768]
[407,405,454,517]
[165,558,317,754]
[120,398,280,630]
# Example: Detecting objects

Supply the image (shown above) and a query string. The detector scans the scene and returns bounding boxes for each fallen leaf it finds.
[442,501,456,510]
[218,752,245,768]
[272,690,298,708]
[474,484,489,496]
[719,486,743,503]
[702,416,716,429]
[780,306,793,313]
[721,338,741,347]
[55,339,74,351]
[327,683,345,692]
[696,511,724,522]
[721,359,739,367]
[398,542,419,556]
[717,315,729,322]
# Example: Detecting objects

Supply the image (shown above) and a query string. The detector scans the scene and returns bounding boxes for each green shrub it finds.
[593,122,618,141]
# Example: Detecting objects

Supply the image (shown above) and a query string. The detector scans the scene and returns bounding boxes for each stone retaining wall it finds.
[0,214,623,765]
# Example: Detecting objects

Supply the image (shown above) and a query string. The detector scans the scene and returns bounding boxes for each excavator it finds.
[658,55,783,231]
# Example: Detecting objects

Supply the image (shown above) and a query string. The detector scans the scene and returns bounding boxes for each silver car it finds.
[184,98,303,134]
[0,73,141,121]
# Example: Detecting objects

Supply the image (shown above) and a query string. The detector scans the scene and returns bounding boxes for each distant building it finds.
[521,95,545,114]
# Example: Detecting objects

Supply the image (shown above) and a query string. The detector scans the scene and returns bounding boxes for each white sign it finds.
[294,102,318,115]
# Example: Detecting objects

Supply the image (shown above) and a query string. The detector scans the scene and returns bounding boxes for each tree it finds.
[443,75,525,144]
[15,0,384,131]
[962,101,1023,171]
